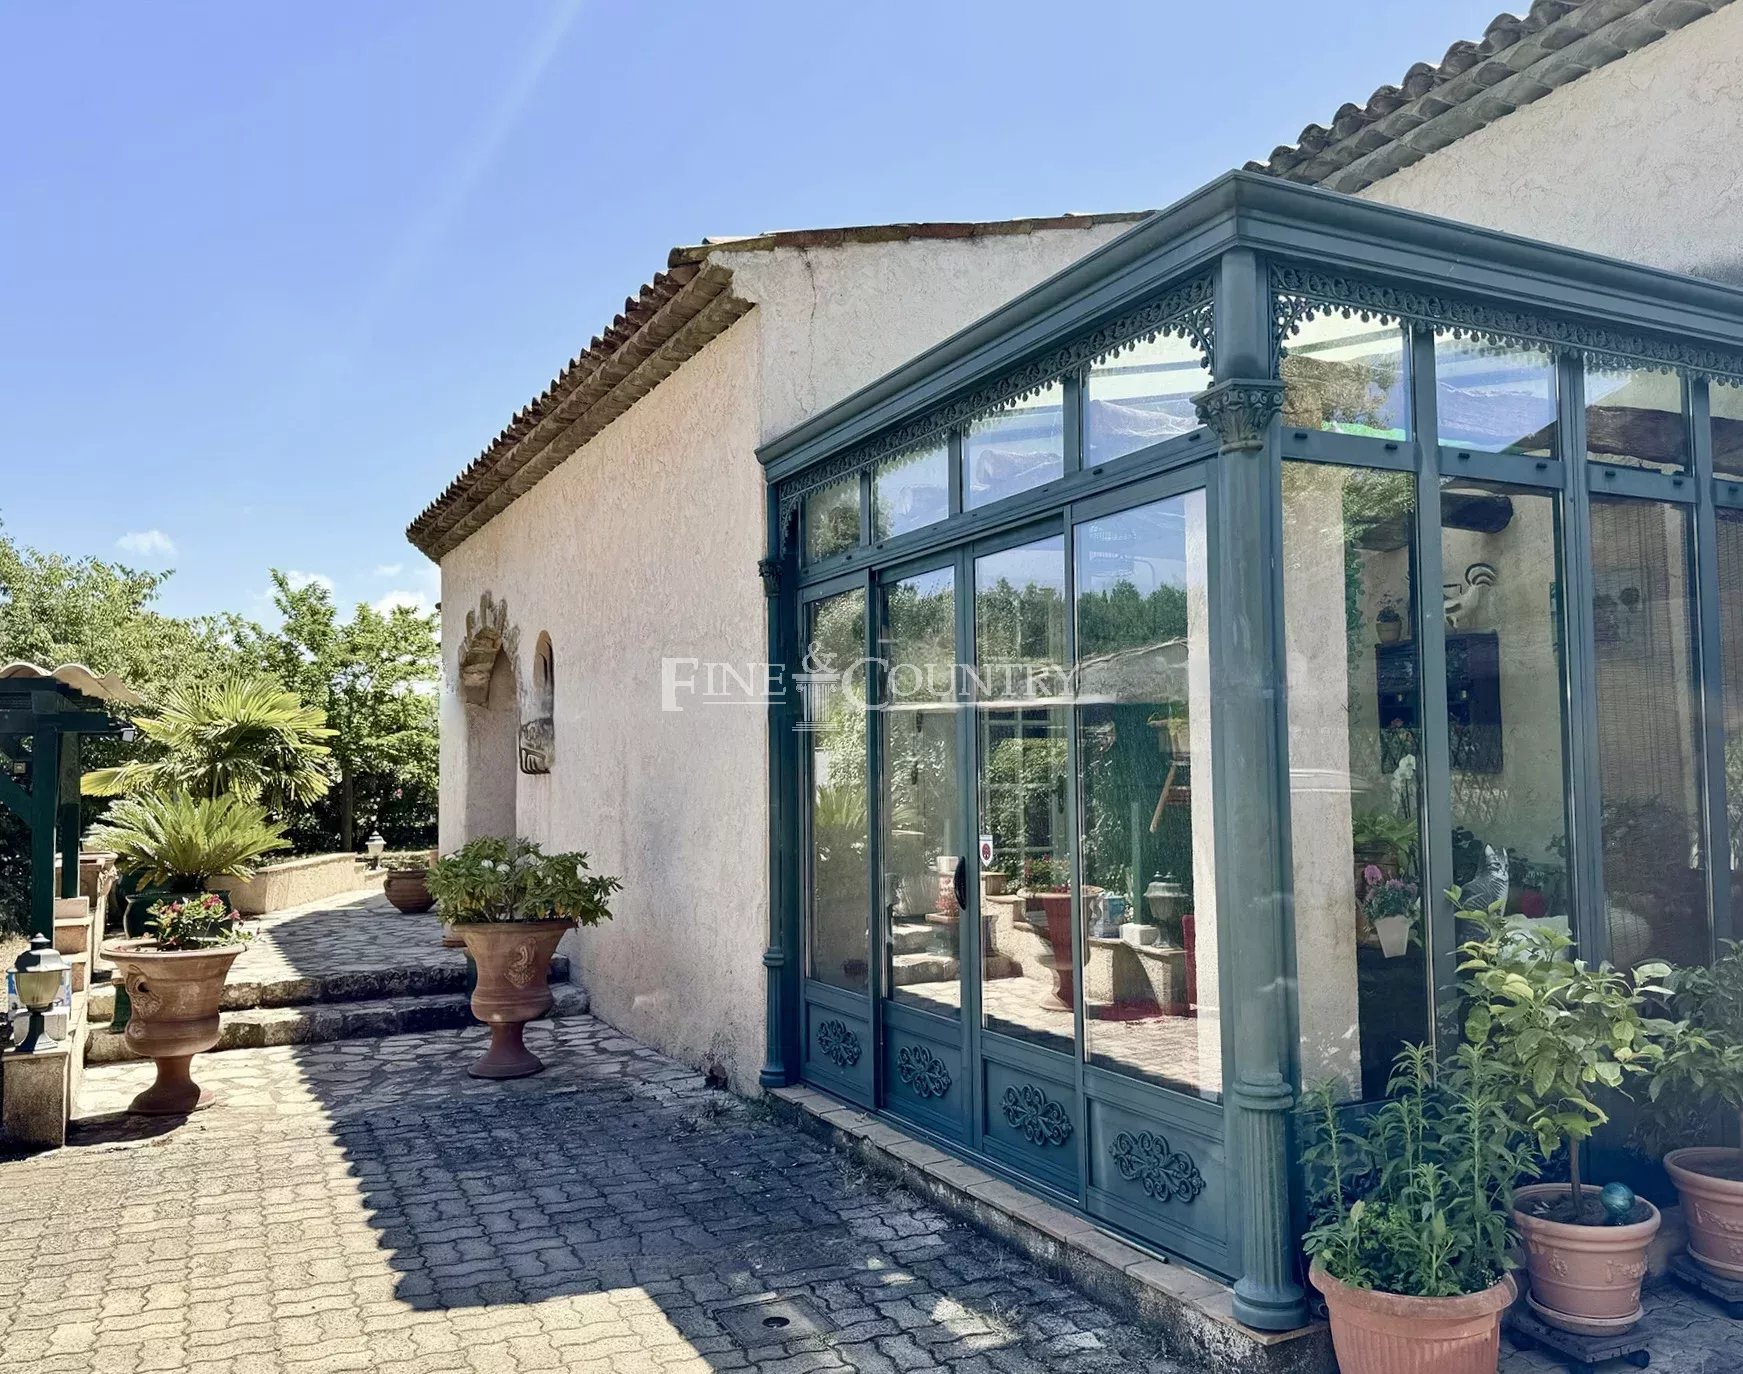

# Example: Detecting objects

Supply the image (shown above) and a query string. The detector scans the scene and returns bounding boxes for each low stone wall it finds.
[217,854,384,915]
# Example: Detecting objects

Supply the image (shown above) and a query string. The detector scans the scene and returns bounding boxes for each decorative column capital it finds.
[758,557,782,598]
[1193,378,1285,454]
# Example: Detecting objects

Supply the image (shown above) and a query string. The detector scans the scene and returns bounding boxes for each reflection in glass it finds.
[1075,490,1220,1100]
[804,475,861,563]
[1712,381,1743,480]
[1585,366,1687,473]
[804,589,869,991]
[1717,511,1743,908]
[1434,335,1557,456]
[974,536,1071,1052]
[964,382,1065,510]
[1590,498,1708,968]
[1084,333,1210,465]
[1281,311,1410,439]
[1282,463,1429,1102]
[1438,481,1572,952]
[873,440,950,540]
[880,567,962,1017]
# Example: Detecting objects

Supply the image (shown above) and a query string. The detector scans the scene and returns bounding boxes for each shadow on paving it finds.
[57,1019,1188,1372]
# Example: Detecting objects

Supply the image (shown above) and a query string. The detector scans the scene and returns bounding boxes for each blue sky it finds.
[2,2,1506,620]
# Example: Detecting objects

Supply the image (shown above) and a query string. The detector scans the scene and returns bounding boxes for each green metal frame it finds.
[0,685,118,940]
[756,171,1743,1329]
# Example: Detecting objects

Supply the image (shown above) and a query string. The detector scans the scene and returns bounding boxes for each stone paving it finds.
[1,1016,1192,1374]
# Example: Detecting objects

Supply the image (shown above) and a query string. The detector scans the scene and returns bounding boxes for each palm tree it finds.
[84,675,336,812]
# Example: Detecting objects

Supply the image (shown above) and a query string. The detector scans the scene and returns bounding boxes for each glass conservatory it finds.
[753,172,1743,1331]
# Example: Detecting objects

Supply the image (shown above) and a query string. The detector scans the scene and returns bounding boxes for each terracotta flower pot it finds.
[1666,1146,1743,1279]
[453,919,571,1079]
[102,939,245,1115]
[1311,1262,1515,1374]
[1514,1182,1660,1334]
[384,868,435,914]
[1034,892,1075,1011]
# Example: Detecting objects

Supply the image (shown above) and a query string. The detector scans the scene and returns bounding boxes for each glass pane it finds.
[873,440,950,540]
[1075,490,1220,1100]
[1281,312,1409,439]
[1438,481,1572,945]
[964,382,1065,510]
[1590,498,1708,968]
[881,567,962,1018]
[975,535,1072,1052]
[804,588,869,991]
[1434,334,1557,456]
[1282,463,1428,1102]
[1718,511,1743,908]
[1084,333,1210,465]
[804,475,861,563]
[1585,366,1687,473]
[1712,381,1743,480]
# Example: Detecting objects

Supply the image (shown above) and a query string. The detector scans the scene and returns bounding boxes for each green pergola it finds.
[0,664,139,940]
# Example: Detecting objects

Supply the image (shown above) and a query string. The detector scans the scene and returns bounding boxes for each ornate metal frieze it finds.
[816,1019,861,1069]
[1270,263,1743,383]
[1110,1129,1206,1204]
[1194,379,1284,453]
[896,1044,952,1099]
[776,275,1215,540]
[1000,1083,1073,1147]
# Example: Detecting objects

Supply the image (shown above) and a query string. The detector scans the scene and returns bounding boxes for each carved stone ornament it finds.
[456,592,519,707]
[776,275,1216,540]
[1193,379,1285,453]
[518,716,553,775]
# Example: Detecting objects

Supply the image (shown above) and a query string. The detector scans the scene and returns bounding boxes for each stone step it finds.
[86,952,571,1024]
[86,982,591,1063]
[891,952,959,985]
[53,915,91,957]
[890,921,948,956]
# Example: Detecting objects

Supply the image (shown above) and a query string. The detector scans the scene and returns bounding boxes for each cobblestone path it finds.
[0,1017,1189,1374]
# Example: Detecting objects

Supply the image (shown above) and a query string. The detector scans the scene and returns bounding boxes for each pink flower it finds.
[1363,864,1383,886]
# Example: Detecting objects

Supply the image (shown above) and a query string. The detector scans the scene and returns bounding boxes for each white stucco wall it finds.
[433,220,1136,1090]
[1358,3,1743,281]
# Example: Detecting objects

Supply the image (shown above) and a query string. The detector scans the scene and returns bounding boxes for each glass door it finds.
[876,559,971,1137]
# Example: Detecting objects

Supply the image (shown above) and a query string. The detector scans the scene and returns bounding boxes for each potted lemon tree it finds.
[1303,1043,1528,1374]
[1651,941,1743,1279]
[427,836,618,1078]
[1457,899,1675,1335]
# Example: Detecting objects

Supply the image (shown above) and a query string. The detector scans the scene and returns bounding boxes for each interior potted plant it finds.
[99,890,253,1115]
[383,856,436,914]
[1359,864,1419,958]
[427,835,619,1078]
[1456,897,1674,1335]
[1650,940,1743,1279]
[1303,1042,1527,1373]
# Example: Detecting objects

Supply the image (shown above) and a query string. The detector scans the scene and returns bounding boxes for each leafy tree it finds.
[83,675,336,812]
[240,572,438,851]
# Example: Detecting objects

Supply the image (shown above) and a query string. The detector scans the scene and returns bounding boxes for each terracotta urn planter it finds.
[1666,1146,1743,1278]
[1514,1182,1660,1334]
[383,867,435,914]
[1034,892,1075,1011]
[101,939,245,1114]
[453,919,571,1079]
[1311,1262,1515,1374]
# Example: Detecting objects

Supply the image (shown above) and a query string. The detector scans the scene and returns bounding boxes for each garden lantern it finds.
[366,831,386,867]
[11,935,68,1052]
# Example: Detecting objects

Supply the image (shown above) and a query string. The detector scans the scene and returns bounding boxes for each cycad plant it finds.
[87,792,289,889]
[84,675,335,812]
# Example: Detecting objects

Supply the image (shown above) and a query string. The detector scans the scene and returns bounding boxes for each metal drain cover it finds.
[714,1294,830,1346]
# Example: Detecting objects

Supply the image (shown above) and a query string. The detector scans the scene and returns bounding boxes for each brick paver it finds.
[1,1017,1188,1373]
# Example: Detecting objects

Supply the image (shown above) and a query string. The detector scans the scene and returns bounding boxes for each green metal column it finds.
[58,730,81,900]
[29,724,60,942]
[1194,247,1307,1331]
